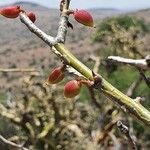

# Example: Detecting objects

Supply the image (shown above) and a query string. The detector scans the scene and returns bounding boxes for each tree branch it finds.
[0,68,39,73]
[126,76,142,97]
[0,135,28,150]
[56,0,72,43]
[117,121,137,150]
[138,69,150,88]
[20,12,55,46]
[107,56,150,70]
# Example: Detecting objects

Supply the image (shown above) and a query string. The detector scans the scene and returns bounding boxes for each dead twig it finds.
[117,121,137,150]
[126,76,142,97]
[138,69,150,88]
[0,68,39,73]
[107,56,150,70]
[0,135,28,150]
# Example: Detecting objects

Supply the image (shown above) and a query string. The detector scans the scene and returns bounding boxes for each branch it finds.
[117,121,137,150]
[107,56,150,70]
[126,76,142,97]
[56,0,72,43]
[0,135,28,150]
[0,68,39,73]
[20,12,55,46]
[138,69,150,88]
[19,12,150,127]
[88,86,101,109]
[88,55,101,73]
[96,116,119,143]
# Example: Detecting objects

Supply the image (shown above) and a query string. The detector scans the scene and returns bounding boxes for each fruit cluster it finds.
[0,6,36,23]
[47,66,83,98]
[0,6,95,27]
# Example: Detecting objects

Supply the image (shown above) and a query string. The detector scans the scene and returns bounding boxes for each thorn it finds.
[92,71,102,89]
[67,21,73,29]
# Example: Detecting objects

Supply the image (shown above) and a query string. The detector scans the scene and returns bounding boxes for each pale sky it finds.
[0,0,150,10]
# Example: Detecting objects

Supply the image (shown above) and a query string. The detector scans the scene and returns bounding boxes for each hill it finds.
[0,2,122,65]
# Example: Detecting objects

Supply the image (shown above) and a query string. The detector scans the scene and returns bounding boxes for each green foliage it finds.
[92,15,150,59]
[93,16,150,42]
[0,93,6,103]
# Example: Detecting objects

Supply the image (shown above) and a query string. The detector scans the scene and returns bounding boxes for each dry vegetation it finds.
[0,2,150,150]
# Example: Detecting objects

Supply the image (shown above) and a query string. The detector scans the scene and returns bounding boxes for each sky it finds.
[1,0,150,10]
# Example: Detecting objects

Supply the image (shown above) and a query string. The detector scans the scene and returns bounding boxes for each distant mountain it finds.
[13,1,50,11]
[131,8,150,22]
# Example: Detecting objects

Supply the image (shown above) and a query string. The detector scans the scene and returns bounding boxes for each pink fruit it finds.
[27,12,36,23]
[47,67,64,84]
[64,80,81,98]
[73,9,94,27]
[0,6,21,18]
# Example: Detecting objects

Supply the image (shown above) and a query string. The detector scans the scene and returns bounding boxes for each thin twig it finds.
[56,0,71,43]
[126,76,142,97]
[20,12,55,46]
[89,55,101,73]
[138,69,150,88]
[109,133,121,150]
[0,135,28,150]
[117,121,137,150]
[96,115,120,143]
[0,68,39,73]
[88,86,101,109]
[107,56,149,70]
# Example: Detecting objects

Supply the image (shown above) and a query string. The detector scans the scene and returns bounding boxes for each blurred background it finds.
[0,0,150,149]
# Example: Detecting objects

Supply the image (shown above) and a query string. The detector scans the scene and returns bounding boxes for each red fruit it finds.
[47,67,64,84]
[27,12,36,23]
[64,80,81,98]
[0,6,21,18]
[73,9,94,27]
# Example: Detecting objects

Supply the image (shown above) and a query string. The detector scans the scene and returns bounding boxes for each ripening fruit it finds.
[64,80,81,98]
[0,6,21,18]
[27,12,36,23]
[73,9,94,27]
[47,67,64,84]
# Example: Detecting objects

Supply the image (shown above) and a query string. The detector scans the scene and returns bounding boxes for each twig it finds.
[117,121,137,150]
[108,133,121,150]
[96,116,120,143]
[89,55,101,73]
[56,0,71,43]
[20,12,55,46]
[0,135,28,150]
[0,68,39,73]
[107,56,149,70]
[88,86,101,109]
[126,76,142,97]
[138,69,150,88]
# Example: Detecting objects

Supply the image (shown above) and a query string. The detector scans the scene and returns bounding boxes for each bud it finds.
[0,6,21,18]
[47,67,64,84]
[27,12,36,23]
[73,9,94,27]
[64,80,81,98]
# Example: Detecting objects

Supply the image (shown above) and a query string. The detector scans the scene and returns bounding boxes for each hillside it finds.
[0,2,122,67]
